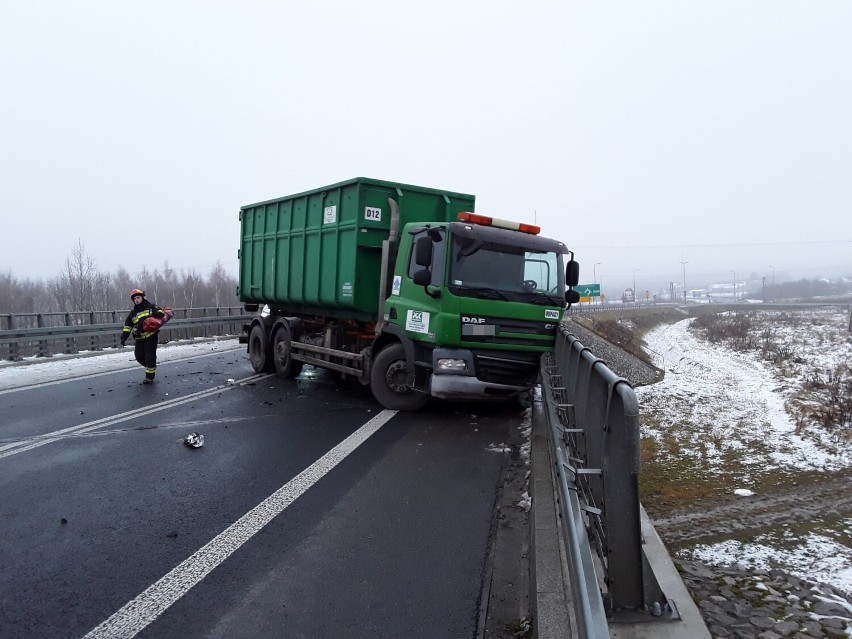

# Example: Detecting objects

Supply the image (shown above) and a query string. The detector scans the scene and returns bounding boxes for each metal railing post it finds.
[64,312,75,354]
[90,311,98,351]
[37,314,49,357]
[8,314,18,361]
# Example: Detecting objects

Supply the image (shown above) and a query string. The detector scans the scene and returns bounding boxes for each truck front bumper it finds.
[428,347,533,400]
[429,374,528,399]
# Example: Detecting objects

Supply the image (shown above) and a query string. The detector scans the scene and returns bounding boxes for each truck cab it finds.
[371,212,578,409]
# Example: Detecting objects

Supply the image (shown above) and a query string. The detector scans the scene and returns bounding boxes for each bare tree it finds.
[158,262,179,308]
[0,272,56,314]
[2,247,245,313]
[208,261,228,307]
[57,239,98,312]
[0,272,16,313]
[91,271,112,311]
[180,269,200,307]
[111,266,134,310]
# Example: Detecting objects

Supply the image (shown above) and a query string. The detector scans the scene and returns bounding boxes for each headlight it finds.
[437,358,468,371]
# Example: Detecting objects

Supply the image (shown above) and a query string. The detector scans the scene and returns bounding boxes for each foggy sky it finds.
[2,1,850,299]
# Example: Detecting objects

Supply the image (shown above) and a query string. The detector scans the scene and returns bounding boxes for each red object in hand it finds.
[142,307,174,333]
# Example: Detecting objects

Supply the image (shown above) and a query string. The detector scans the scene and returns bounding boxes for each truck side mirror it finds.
[415,236,433,267]
[413,268,440,298]
[413,237,440,298]
[566,259,579,287]
[413,269,431,286]
[565,289,581,304]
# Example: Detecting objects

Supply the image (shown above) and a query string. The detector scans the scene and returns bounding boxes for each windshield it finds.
[448,236,564,301]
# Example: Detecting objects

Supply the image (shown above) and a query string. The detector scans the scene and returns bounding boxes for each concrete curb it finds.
[531,395,576,638]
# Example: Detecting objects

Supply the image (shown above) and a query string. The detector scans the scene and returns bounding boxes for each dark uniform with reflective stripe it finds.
[122,299,166,382]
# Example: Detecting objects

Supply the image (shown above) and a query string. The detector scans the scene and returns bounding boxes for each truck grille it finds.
[475,351,542,386]
[461,315,558,347]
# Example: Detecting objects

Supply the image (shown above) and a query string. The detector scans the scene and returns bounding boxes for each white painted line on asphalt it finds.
[82,409,397,639]
[0,373,272,460]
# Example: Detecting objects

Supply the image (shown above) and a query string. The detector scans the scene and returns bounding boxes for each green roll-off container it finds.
[238,178,476,321]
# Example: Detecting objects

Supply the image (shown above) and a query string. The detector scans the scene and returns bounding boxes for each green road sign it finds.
[577,283,600,297]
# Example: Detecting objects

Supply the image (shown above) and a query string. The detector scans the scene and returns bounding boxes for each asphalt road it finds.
[0,345,524,639]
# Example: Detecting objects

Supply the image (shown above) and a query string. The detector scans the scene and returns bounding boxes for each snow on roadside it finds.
[690,525,852,597]
[0,338,243,391]
[638,317,849,473]
[637,313,852,595]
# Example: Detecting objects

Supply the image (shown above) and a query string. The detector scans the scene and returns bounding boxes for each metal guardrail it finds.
[541,325,679,629]
[568,302,678,313]
[0,307,252,361]
[570,301,849,314]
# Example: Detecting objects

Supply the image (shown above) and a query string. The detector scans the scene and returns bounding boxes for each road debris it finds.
[183,432,204,448]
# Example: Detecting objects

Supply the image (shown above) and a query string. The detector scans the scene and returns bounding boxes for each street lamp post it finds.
[633,269,639,304]
[768,266,775,302]
[680,260,689,304]
[730,270,737,300]
[594,262,601,305]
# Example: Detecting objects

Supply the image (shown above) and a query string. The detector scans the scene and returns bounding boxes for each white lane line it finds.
[82,409,397,639]
[0,374,272,460]
[0,345,245,395]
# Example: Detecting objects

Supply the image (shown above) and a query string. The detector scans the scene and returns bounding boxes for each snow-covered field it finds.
[637,308,852,594]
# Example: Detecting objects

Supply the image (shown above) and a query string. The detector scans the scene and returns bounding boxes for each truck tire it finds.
[248,324,274,373]
[272,323,303,379]
[370,343,429,410]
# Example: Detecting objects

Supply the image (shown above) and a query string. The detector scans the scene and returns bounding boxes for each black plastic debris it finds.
[183,432,204,448]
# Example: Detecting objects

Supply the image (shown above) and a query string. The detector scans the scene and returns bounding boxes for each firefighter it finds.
[120,288,167,384]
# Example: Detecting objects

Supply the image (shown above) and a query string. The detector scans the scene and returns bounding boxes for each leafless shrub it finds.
[690,309,851,440]
[770,345,795,363]
[827,364,847,386]
[803,372,825,390]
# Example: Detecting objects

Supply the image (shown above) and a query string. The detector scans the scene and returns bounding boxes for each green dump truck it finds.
[238,177,579,410]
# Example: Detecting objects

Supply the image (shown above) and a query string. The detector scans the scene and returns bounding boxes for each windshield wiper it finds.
[527,293,563,305]
[475,288,509,300]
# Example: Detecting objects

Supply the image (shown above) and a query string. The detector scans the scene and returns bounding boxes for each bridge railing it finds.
[542,325,678,628]
[0,307,251,361]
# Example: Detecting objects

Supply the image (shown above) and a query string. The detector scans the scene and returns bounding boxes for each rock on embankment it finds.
[679,560,852,639]
[561,317,662,386]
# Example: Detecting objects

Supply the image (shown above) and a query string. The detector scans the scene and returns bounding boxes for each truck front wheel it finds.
[370,343,429,410]
[248,324,274,373]
[272,324,303,379]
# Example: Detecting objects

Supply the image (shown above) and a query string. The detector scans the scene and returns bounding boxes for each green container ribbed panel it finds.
[238,178,475,317]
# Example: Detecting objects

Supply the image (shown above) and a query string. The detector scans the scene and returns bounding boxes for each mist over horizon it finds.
[2,3,850,305]
[1,234,849,310]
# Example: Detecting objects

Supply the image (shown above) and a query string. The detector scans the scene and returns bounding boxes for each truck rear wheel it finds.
[272,324,303,379]
[370,343,428,410]
[248,324,274,373]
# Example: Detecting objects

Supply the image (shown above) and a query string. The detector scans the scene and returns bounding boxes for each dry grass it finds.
[636,308,851,521]
[572,307,686,365]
